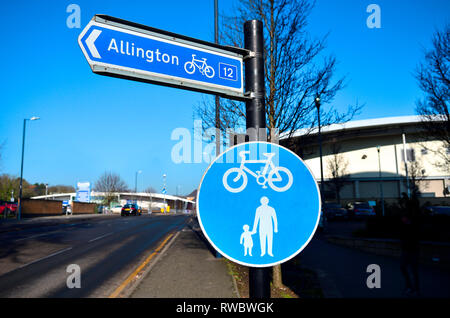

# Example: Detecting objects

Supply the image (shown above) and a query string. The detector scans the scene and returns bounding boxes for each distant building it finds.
[31,192,195,213]
[281,116,450,204]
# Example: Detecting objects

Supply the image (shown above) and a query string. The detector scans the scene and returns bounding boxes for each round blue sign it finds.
[197,141,321,267]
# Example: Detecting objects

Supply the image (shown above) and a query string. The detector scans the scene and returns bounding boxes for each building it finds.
[31,191,195,213]
[281,115,450,205]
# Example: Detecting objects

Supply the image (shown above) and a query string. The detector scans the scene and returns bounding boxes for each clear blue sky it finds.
[0,0,449,195]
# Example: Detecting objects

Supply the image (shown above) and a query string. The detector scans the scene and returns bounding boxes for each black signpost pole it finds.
[244,20,266,141]
[244,19,270,299]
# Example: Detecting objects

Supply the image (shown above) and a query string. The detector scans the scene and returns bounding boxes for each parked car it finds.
[63,205,72,215]
[111,205,123,214]
[317,209,327,232]
[121,203,142,216]
[347,202,376,218]
[0,201,17,217]
[424,206,450,217]
[323,203,348,220]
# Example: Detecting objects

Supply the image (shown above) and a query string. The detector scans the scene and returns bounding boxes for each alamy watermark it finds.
[366,264,381,289]
[170,120,280,165]
[66,264,81,289]
[366,4,381,29]
[66,4,81,29]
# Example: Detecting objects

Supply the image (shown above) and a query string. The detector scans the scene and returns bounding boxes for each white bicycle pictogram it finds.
[223,151,293,193]
[184,54,215,78]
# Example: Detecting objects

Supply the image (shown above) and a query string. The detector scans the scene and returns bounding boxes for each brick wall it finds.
[72,201,96,214]
[22,199,62,216]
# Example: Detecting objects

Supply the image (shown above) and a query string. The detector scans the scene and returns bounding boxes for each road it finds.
[298,230,450,298]
[0,214,189,297]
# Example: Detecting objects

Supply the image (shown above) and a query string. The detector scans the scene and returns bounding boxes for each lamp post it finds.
[402,133,411,198]
[135,170,142,204]
[163,173,167,212]
[212,0,225,263]
[376,146,385,217]
[18,116,40,220]
[315,95,325,201]
[135,170,142,193]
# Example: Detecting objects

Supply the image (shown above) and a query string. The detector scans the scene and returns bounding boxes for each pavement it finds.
[130,217,239,298]
[299,231,450,298]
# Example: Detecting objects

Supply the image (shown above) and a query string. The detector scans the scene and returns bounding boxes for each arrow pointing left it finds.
[86,29,102,59]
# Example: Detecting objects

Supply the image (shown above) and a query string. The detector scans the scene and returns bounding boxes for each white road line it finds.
[15,232,53,242]
[18,247,73,269]
[88,232,113,243]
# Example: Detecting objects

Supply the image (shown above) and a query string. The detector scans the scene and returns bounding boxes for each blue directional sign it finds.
[78,15,246,100]
[197,142,321,267]
[75,182,91,203]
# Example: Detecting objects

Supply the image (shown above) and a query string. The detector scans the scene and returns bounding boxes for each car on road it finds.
[347,202,376,218]
[121,203,142,216]
[111,205,123,214]
[323,203,348,220]
[424,206,450,217]
[63,204,72,215]
[317,209,327,232]
[0,201,17,217]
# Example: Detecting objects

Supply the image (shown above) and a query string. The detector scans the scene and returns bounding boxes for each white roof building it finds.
[281,115,450,203]
[31,191,195,212]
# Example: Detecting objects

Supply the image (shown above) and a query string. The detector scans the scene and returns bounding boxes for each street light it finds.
[163,173,167,212]
[18,116,40,220]
[134,170,142,205]
[314,95,325,201]
[135,170,142,193]
[402,133,411,198]
[376,146,385,217]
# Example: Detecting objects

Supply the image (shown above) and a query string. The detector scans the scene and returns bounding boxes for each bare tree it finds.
[415,25,450,172]
[48,185,76,194]
[326,144,349,203]
[94,171,129,206]
[196,0,361,145]
[144,186,156,193]
[407,161,427,198]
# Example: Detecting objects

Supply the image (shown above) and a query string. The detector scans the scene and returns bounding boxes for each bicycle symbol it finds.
[223,151,293,193]
[184,54,215,78]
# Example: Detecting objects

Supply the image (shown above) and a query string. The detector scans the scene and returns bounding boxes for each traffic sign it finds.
[197,142,321,267]
[78,15,247,100]
[75,182,91,203]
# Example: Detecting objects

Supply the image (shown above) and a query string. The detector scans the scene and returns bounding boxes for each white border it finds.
[78,19,244,95]
[196,141,322,268]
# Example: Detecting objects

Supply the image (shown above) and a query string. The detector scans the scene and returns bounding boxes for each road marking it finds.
[108,232,174,298]
[15,232,54,242]
[13,223,84,242]
[18,247,73,269]
[88,232,113,243]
